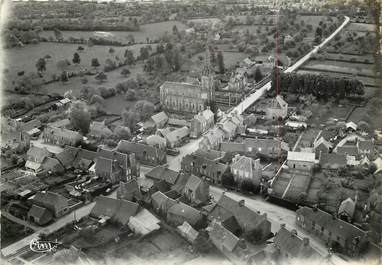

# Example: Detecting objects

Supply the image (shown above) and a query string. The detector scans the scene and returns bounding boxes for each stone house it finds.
[287,151,315,171]
[43,126,82,147]
[32,191,69,218]
[117,141,166,166]
[266,95,288,120]
[230,155,262,189]
[183,174,210,205]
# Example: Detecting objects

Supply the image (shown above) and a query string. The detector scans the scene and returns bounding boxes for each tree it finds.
[122,110,140,131]
[125,89,136,101]
[114,125,131,140]
[90,94,104,105]
[139,47,149,60]
[121,68,130,77]
[95,72,107,83]
[172,25,179,35]
[69,102,90,134]
[254,67,263,83]
[61,71,69,83]
[91,58,100,69]
[36,58,46,74]
[53,28,63,42]
[216,51,225,74]
[72,52,81,64]
[77,46,84,51]
[133,100,155,121]
[109,47,115,55]
[56,60,70,71]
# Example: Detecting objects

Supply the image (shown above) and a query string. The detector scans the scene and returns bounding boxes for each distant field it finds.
[301,63,375,77]
[40,21,187,43]
[325,53,375,63]
[3,42,154,89]
[188,18,221,24]
[347,23,376,32]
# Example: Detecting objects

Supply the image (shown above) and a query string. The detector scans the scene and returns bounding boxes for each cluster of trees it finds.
[270,72,365,100]
[2,28,41,48]
[143,42,183,73]
[69,101,91,134]
[122,100,155,131]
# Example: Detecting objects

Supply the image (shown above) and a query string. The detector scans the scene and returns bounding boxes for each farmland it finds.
[40,21,187,44]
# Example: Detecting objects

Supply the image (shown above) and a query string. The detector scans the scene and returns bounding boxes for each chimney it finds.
[303,237,309,246]
[238,200,245,207]
[291,229,297,237]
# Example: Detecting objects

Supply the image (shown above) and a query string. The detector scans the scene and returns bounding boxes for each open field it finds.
[188,18,221,24]
[347,22,376,32]
[301,62,375,77]
[3,42,154,88]
[40,21,187,44]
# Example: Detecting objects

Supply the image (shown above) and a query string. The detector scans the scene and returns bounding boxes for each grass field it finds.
[347,22,376,32]
[303,60,376,77]
[3,42,154,87]
[40,21,187,44]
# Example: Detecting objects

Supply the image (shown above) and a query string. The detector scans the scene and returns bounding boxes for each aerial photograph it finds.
[0,0,381,265]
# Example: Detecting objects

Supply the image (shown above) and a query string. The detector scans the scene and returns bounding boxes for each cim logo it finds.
[29,238,59,253]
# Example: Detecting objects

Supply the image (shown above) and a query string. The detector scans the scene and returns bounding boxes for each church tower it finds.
[201,47,215,102]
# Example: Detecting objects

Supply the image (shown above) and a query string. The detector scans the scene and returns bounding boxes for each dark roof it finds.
[208,221,240,252]
[192,149,225,161]
[95,157,113,176]
[319,153,347,168]
[44,126,82,141]
[28,204,53,224]
[151,191,177,211]
[184,175,203,192]
[358,140,374,151]
[296,207,367,240]
[33,191,68,212]
[336,145,359,156]
[181,154,229,176]
[97,148,128,172]
[27,146,51,162]
[145,166,179,185]
[209,194,269,233]
[41,157,65,173]
[91,196,139,225]
[274,227,320,259]
[21,119,42,132]
[167,202,203,227]
[117,141,159,156]
[55,147,80,168]
[172,173,191,193]
[118,179,142,201]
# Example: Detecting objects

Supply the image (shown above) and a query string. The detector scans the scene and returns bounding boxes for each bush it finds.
[125,89,136,101]
[90,94,104,105]
[98,87,115,98]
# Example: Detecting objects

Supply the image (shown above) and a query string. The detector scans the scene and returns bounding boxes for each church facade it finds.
[160,50,215,115]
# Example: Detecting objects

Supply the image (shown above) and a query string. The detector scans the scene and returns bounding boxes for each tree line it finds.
[270,72,365,100]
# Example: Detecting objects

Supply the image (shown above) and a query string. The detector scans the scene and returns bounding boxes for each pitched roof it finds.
[168,118,189,127]
[47,119,70,128]
[192,149,225,161]
[358,140,374,151]
[145,135,167,148]
[145,166,179,184]
[336,145,359,157]
[117,140,159,156]
[287,151,315,163]
[91,196,139,225]
[231,156,261,172]
[164,126,190,144]
[90,121,113,136]
[202,109,214,121]
[319,153,347,168]
[128,208,160,235]
[210,194,268,232]
[338,197,355,217]
[33,191,68,212]
[184,175,203,192]
[172,173,191,193]
[314,137,332,150]
[160,81,202,95]
[45,126,82,141]
[21,119,41,132]
[97,148,128,172]
[167,202,203,227]
[27,146,51,163]
[151,111,168,125]
[151,191,177,211]
[208,220,240,252]
[182,154,229,176]
[296,207,367,240]
[244,138,289,151]
[55,146,80,168]
[118,179,142,201]
[41,157,65,173]
[269,95,288,109]
[95,157,112,175]
[346,121,358,131]
[274,227,320,259]
[28,204,53,224]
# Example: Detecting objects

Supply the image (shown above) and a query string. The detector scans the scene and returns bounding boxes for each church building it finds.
[160,50,215,116]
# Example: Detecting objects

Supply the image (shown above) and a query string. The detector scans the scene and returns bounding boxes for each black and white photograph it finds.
[0,0,381,264]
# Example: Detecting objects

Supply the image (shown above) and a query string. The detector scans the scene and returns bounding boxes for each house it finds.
[28,204,53,226]
[145,166,179,186]
[357,140,375,158]
[47,119,70,129]
[164,126,190,148]
[296,206,369,257]
[346,121,358,132]
[91,196,139,226]
[190,108,214,138]
[319,153,347,169]
[144,135,167,149]
[230,155,262,189]
[151,191,177,216]
[167,118,189,128]
[181,154,230,184]
[171,173,191,193]
[143,111,169,132]
[25,146,51,173]
[40,157,65,174]
[199,126,226,150]
[220,138,289,159]
[266,95,288,120]
[273,224,322,263]
[313,136,333,159]
[209,194,271,242]
[167,201,206,229]
[95,157,123,183]
[43,126,82,147]
[128,208,160,235]
[208,220,243,253]
[33,191,69,218]
[89,120,113,139]
[117,141,167,166]
[287,151,315,171]
[338,197,356,221]
[117,179,142,202]
[183,174,209,205]
[177,221,200,244]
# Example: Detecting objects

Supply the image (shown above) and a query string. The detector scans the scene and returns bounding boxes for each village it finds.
[1,0,381,265]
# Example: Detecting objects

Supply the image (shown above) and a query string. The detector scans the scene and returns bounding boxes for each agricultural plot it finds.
[40,21,187,44]
[347,22,376,32]
[301,61,376,77]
